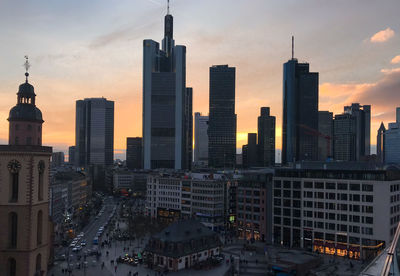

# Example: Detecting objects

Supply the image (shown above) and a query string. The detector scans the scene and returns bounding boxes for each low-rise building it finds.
[272,164,400,260]
[145,219,222,271]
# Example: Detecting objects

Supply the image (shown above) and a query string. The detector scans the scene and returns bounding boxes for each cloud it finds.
[391,55,400,64]
[370,27,395,43]
[380,67,400,74]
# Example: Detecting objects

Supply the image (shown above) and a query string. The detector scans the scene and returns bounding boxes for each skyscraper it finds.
[0,65,52,275]
[344,103,371,157]
[377,122,385,163]
[318,111,333,161]
[384,108,400,164]
[242,133,257,168]
[142,8,192,170]
[68,145,76,164]
[194,112,209,165]
[75,98,114,167]
[257,107,275,166]
[126,137,142,170]
[208,65,236,169]
[282,44,319,164]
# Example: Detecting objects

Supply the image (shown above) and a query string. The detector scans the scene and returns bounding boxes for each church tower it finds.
[0,58,52,276]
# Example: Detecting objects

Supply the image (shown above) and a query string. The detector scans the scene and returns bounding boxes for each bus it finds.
[93,237,99,245]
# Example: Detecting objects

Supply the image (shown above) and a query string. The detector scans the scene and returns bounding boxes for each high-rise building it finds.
[318,111,333,161]
[242,133,257,168]
[384,108,400,164]
[377,122,386,163]
[184,87,193,170]
[333,113,356,161]
[282,49,319,164]
[142,9,192,170]
[126,137,142,170]
[257,107,275,166]
[208,65,236,169]
[75,98,114,167]
[0,67,52,275]
[333,103,370,161]
[194,112,209,165]
[68,145,76,165]
[344,103,371,157]
[51,151,65,167]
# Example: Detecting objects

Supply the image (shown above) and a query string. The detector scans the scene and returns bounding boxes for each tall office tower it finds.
[142,8,191,170]
[68,145,76,164]
[51,152,65,167]
[333,114,356,161]
[0,66,52,275]
[282,42,319,164]
[257,107,275,166]
[194,112,209,165]
[343,103,371,158]
[377,122,386,163]
[318,111,333,161]
[184,87,193,170]
[126,137,143,170]
[208,65,237,168]
[384,108,400,164]
[75,98,114,167]
[242,133,258,168]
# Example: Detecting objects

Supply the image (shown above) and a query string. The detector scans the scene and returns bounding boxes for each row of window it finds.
[302,191,373,202]
[274,180,374,192]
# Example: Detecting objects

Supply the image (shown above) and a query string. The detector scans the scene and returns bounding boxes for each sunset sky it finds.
[0,0,399,161]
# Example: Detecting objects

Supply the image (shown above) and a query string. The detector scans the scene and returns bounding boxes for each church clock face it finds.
[7,160,21,173]
[38,160,45,173]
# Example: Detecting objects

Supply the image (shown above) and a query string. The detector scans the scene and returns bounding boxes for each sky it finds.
[0,0,399,161]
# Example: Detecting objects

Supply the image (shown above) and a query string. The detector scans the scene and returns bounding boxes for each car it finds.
[72,247,79,252]
[81,241,86,246]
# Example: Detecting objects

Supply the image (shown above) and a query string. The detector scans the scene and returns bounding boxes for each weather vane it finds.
[24,55,30,82]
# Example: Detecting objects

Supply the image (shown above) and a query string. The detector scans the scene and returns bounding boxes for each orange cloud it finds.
[370,27,395,43]
[391,55,400,64]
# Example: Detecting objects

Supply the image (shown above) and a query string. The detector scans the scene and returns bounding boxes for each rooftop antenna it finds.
[24,55,30,82]
[167,0,170,15]
[291,36,294,60]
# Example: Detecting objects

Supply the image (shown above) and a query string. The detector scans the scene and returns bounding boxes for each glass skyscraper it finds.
[75,98,114,167]
[208,65,236,169]
[142,9,192,170]
[257,107,275,166]
[282,58,319,164]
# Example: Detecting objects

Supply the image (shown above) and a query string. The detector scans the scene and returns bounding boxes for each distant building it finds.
[333,103,370,161]
[75,98,114,167]
[208,65,236,169]
[385,108,400,164]
[68,146,76,165]
[0,69,52,275]
[145,220,222,271]
[257,107,275,166]
[126,137,142,170]
[273,166,400,260]
[242,133,258,168]
[51,152,65,167]
[113,170,134,191]
[377,122,386,163]
[318,111,333,161]
[142,9,192,170]
[194,113,208,166]
[282,54,319,164]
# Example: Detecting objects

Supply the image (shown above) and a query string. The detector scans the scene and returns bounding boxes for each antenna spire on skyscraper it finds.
[291,36,294,60]
[167,0,170,15]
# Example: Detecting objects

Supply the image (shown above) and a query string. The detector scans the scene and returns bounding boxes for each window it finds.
[38,161,45,201]
[37,210,43,245]
[326,183,336,189]
[15,124,19,131]
[27,124,32,131]
[9,212,17,248]
[304,182,312,188]
[27,137,32,145]
[8,258,16,276]
[283,190,291,198]
[350,184,360,191]
[338,183,348,190]
[362,184,373,192]
[36,254,42,274]
[315,182,324,189]
[15,137,19,145]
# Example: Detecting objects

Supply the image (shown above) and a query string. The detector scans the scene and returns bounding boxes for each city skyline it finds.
[0,0,399,160]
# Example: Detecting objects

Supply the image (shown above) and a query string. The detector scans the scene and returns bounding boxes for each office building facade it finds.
[385,108,400,164]
[126,137,142,170]
[377,123,385,163]
[257,107,275,166]
[208,65,236,169]
[242,133,258,168]
[75,98,114,167]
[282,58,319,164]
[194,113,209,165]
[142,10,192,170]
